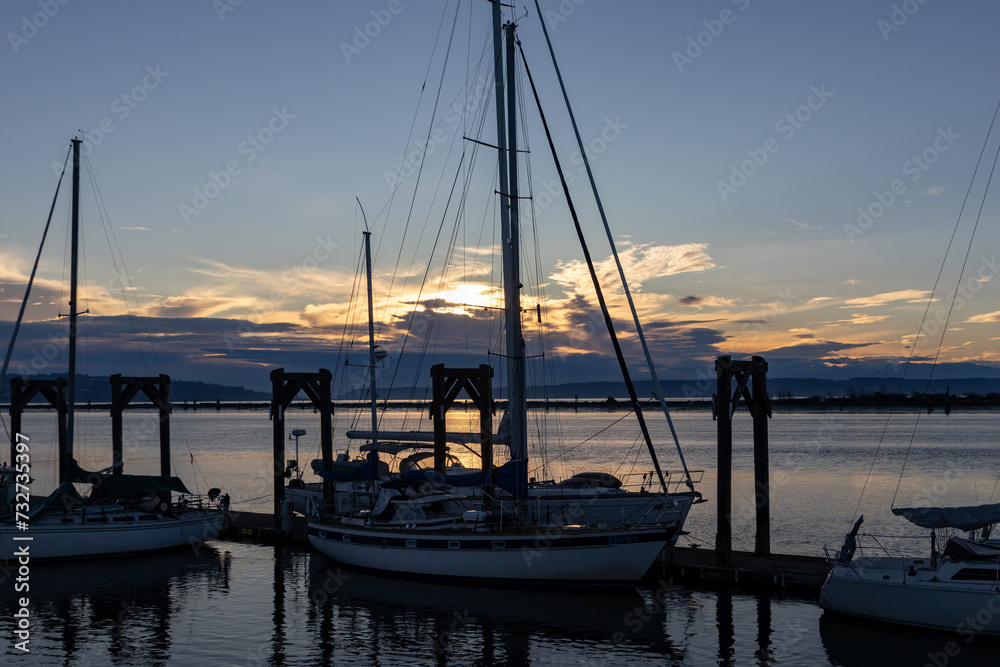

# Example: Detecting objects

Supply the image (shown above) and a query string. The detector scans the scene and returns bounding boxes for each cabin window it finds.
[951,568,999,581]
[492,541,505,549]
[447,541,460,549]
[395,506,425,522]
[406,539,417,548]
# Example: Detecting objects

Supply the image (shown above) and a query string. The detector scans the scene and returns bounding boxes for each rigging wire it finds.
[516,38,670,495]
[532,0,695,489]
[82,149,154,375]
[81,149,212,490]
[0,145,72,441]
[890,114,1000,508]
[850,95,1000,520]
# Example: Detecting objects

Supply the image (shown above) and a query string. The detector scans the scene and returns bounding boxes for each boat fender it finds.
[306,497,317,517]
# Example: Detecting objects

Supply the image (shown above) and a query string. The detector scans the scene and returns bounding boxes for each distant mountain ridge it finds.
[5,373,997,404]
[528,377,1000,400]
[0,374,270,403]
[362,377,1000,401]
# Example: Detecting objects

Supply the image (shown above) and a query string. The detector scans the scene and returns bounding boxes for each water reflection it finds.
[19,542,994,665]
[0,545,230,664]
[304,556,684,665]
[819,612,1000,666]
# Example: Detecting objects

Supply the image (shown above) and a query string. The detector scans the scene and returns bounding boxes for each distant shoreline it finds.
[4,395,998,412]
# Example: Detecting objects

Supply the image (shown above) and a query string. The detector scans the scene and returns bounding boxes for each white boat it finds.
[0,465,227,560]
[0,138,227,559]
[819,506,1000,636]
[308,6,697,585]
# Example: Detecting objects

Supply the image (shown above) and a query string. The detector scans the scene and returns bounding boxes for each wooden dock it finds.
[220,511,829,592]
[219,510,308,545]
[659,546,828,592]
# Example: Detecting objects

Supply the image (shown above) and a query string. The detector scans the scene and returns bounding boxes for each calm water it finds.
[2,407,999,665]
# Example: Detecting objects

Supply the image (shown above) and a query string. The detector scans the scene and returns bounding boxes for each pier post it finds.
[270,368,333,528]
[108,374,172,476]
[8,377,67,476]
[751,356,771,557]
[715,355,772,562]
[271,368,285,528]
[715,356,733,566]
[429,364,494,474]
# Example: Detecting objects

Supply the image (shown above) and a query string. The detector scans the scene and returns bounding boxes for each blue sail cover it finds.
[892,503,1000,531]
[399,468,492,487]
[397,459,528,500]
[496,459,527,501]
[317,451,381,482]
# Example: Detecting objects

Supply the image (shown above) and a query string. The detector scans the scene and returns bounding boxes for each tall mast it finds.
[503,20,525,461]
[65,137,81,482]
[363,230,378,451]
[492,5,526,460]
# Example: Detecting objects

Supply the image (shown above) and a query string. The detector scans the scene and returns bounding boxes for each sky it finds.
[2,0,1000,395]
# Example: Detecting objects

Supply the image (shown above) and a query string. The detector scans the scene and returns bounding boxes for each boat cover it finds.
[317,451,381,482]
[943,536,1000,560]
[69,458,192,499]
[27,482,87,517]
[892,503,1000,531]
[495,458,527,501]
[399,467,492,487]
[398,458,528,500]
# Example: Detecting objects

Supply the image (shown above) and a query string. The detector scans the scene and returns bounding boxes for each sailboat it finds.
[307,8,697,585]
[0,138,227,560]
[819,89,1000,632]
[819,508,1000,636]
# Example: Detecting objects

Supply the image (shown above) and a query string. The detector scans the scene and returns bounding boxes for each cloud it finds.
[788,218,820,230]
[678,295,702,306]
[120,226,151,231]
[550,243,714,295]
[842,289,930,308]
[837,313,891,325]
[967,310,1000,323]
[924,185,945,196]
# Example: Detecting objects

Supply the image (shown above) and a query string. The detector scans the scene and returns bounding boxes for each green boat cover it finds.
[69,458,191,500]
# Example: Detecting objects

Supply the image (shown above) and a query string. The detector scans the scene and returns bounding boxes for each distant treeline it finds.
[3,373,998,407]
[0,373,270,404]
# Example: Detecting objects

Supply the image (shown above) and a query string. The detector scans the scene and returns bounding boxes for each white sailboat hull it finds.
[0,510,225,560]
[819,556,1000,637]
[307,521,673,584]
